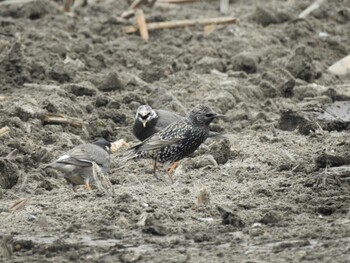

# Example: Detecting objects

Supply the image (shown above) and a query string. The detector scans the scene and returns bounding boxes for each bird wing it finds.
[154,109,184,132]
[139,120,190,150]
[133,134,183,152]
[57,144,110,167]
[122,120,190,160]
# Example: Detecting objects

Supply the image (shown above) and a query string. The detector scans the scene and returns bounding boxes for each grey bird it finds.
[44,139,111,191]
[124,104,224,180]
[133,105,183,141]
[133,105,221,141]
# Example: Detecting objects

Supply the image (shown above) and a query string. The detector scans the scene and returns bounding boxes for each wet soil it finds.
[1,0,350,262]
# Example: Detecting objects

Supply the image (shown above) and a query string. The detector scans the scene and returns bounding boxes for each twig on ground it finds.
[123,16,237,33]
[10,199,29,213]
[298,0,325,19]
[42,113,83,128]
[135,9,149,41]
[23,83,61,91]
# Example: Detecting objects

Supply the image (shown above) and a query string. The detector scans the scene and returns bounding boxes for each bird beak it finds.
[142,119,148,128]
[213,113,225,119]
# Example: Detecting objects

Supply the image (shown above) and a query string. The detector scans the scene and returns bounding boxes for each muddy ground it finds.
[1,0,350,262]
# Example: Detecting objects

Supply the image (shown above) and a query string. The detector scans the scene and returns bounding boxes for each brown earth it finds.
[1,0,350,262]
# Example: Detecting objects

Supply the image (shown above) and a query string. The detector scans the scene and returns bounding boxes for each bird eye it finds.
[205,113,214,118]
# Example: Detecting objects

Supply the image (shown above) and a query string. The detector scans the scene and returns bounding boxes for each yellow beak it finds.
[142,120,147,128]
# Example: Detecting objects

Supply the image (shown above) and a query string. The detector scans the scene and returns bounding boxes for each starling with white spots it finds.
[124,104,224,180]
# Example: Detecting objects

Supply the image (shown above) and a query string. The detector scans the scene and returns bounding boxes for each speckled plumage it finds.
[45,139,111,189]
[124,104,223,165]
[133,105,220,141]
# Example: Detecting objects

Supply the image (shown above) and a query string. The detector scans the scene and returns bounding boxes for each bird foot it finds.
[166,161,179,184]
[84,183,92,191]
[152,161,163,181]
[166,172,175,184]
[166,161,179,174]
[153,173,163,181]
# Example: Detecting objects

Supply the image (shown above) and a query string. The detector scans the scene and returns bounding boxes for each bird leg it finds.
[153,160,162,181]
[167,161,179,174]
[166,161,179,183]
[84,179,92,191]
[85,183,92,191]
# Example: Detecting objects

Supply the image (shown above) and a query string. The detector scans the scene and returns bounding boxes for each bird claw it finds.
[84,183,92,191]
[153,173,163,181]
[166,172,175,184]
[165,161,179,184]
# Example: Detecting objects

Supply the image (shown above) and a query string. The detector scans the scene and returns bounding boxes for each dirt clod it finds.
[0,159,19,189]
[217,205,245,227]
[98,72,124,91]
[286,47,317,82]
[231,53,258,74]
[140,66,166,83]
[66,81,97,96]
[251,6,280,27]
[0,0,59,19]
[259,211,280,225]
[278,110,317,135]
[207,137,231,165]
[49,65,72,83]
[195,56,225,74]
[315,153,350,169]
[261,68,295,98]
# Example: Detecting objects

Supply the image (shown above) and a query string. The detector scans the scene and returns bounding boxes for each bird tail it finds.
[119,145,141,162]
[40,160,64,170]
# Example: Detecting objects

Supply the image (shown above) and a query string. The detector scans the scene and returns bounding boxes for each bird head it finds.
[93,139,112,153]
[135,105,158,128]
[189,104,224,126]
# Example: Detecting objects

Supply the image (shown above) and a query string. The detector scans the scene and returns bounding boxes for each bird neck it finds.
[189,118,210,131]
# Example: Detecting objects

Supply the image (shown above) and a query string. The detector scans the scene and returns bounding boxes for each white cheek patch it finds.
[150,110,157,119]
[105,146,110,151]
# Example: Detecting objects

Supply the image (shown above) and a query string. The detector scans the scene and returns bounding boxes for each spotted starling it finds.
[133,105,221,141]
[44,139,111,191]
[124,104,224,179]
